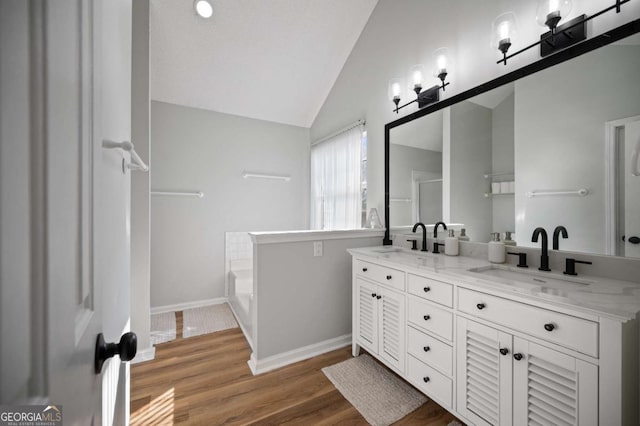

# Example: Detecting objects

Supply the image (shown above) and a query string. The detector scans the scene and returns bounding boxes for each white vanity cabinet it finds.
[354,261,406,373]
[350,249,639,426]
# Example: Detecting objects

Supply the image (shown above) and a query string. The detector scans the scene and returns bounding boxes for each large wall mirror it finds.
[385,21,640,258]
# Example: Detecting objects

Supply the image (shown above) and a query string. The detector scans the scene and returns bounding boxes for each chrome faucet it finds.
[432,221,448,253]
[531,227,551,271]
[552,226,568,250]
[412,222,428,252]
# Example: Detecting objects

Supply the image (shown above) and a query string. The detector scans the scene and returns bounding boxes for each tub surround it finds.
[350,245,640,425]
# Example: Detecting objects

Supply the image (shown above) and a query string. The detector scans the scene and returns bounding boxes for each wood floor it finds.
[131,320,459,425]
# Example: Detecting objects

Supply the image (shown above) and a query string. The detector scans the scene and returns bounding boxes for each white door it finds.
[624,121,640,258]
[356,278,379,354]
[512,337,597,426]
[456,317,512,426]
[378,287,406,373]
[0,1,133,425]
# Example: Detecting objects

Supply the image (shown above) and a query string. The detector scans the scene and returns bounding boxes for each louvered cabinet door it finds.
[513,338,597,426]
[378,286,406,373]
[457,318,513,426]
[356,278,379,354]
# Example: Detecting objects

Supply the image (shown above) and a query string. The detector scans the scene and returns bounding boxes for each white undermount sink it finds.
[468,265,593,290]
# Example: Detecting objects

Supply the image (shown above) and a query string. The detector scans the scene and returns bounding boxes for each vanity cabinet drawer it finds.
[407,326,452,376]
[355,260,405,291]
[407,355,452,408]
[407,297,453,342]
[458,287,598,357]
[408,274,453,307]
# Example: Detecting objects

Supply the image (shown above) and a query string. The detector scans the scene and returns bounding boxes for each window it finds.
[311,124,365,230]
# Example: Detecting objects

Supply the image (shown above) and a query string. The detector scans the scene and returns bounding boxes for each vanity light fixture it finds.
[389,49,451,114]
[495,0,629,65]
[194,0,213,18]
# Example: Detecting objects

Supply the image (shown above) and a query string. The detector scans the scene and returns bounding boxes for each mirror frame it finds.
[383,19,640,245]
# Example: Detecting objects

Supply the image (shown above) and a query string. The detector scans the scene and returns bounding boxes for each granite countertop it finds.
[348,246,640,321]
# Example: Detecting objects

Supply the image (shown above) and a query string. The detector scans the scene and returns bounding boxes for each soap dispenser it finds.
[445,229,459,256]
[504,231,516,246]
[488,232,506,263]
[458,228,470,241]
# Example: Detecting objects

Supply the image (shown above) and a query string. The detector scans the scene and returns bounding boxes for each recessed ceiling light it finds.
[194,0,213,19]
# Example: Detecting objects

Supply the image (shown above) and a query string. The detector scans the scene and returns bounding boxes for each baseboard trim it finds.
[131,346,156,364]
[150,297,228,315]
[227,301,254,351]
[247,334,351,375]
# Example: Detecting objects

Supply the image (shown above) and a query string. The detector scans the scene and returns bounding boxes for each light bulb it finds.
[388,78,403,105]
[194,0,213,18]
[499,21,510,40]
[408,64,426,95]
[549,0,559,14]
[437,55,447,72]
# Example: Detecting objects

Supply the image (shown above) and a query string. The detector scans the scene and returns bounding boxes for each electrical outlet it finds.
[313,241,323,257]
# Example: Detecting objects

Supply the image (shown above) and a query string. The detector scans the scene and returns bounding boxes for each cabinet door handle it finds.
[386,275,392,280]
[513,353,523,361]
[499,348,509,356]
[544,323,555,331]
[371,293,376,298]
[423,377,430,383]
[476,303,486,310]
[362,267,368,272]
[423,346,430,352]
[423,315,431,321]
[423,286,431,293]
[376,295,381,300]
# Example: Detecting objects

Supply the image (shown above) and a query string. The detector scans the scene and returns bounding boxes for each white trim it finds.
[227,299,254,351]
[131,346,156,364]
[150,297,228,315]
[604,115,640,256]
[249,229,384,245]
[247,334,352,375]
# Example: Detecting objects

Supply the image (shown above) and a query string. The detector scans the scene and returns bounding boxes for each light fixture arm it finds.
[497,0,629,65]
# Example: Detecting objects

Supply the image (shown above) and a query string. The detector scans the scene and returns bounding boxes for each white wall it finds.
[515,45,640,253]
[389,144,441,226]
[130,0,151,357]
[447,101,493,242]
[150,101,310,307]
[310,0,640,226]
[491,93,515,235]
[253,233,383,361]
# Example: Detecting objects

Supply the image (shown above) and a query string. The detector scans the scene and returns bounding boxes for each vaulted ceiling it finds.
[150,0,379,127]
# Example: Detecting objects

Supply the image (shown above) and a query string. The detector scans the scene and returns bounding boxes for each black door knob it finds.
[423,346,431,352]
[499,348,509,355]
[544,323,555,331]
[362,267,368,272]
[423,287,431,293]
[477,303,486,310]
[423,377,430,383]
[423,315,431,321]
[513,353,523,361]
[386,275,392,280]
[95,332,137,374]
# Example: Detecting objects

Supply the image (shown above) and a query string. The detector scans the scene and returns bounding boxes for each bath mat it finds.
[182,303,238,338]
[322,354,427,426]
[150,312,176,345]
